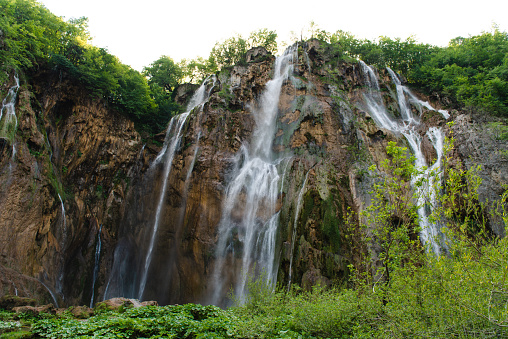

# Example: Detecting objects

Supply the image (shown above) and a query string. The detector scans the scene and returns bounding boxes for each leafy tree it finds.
[187,28,279,77]
[143,55,182,93]
[248,28,278,54]
[412,28,508,116]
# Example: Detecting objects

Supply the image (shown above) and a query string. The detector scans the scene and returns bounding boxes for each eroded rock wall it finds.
[0,71,143,306]
[1,41,506,307]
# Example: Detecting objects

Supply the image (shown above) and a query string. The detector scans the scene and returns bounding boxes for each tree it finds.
[143,55,182,93]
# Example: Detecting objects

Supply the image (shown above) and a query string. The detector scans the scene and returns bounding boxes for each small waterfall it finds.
[361,62,449,253]
[287,170,309,290]
[0,75,20,155]
[0,75,20,121]
[39,280,59,308]
[359,61,399,132]
[56,194,67,297]
[90,224,103,308]
[137,75,216,300]
[414,127,446,255]
[209,46,296,306]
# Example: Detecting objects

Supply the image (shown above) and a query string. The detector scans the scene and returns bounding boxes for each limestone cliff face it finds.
[0,41,506,307]
[0,71,142,306]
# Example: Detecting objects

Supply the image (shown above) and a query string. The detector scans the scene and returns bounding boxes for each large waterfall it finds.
[209,47,296,306]
[360,61,448,254]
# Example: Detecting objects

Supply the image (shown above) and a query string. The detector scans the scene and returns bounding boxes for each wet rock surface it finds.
[0,43,506,307]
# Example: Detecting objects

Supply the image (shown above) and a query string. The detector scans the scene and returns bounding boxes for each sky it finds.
[38,0,508,72]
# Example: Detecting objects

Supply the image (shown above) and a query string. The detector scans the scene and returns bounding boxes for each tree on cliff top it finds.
[178,29,278,82]
[0,0,173,135]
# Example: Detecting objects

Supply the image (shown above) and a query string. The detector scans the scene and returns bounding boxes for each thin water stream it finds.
[137,76,217,300]
[287,170,309,290]
[90,224,103,307]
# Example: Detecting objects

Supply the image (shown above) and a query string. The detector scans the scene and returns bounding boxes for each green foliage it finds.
[31,304,235,338]
[488,121,508,140]
[0,320,20,332]
[180,28,278,80]
[412,28,508,116]
[292,22,436,79]
[142,55,183,131]
[305,22,508,117]
[0,0,170,135]
[143,55,182,93]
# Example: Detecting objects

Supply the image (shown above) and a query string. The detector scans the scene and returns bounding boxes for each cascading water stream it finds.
[0,75,20,122]
[56,194,67,297]
[359,61,400,132]
[0,75,20,157]
[361,62,449,253]
[209,46,296,306]
[38,280,59,308]
[90,224,103,308]
[287,170,309,290]
[137,75,216,300]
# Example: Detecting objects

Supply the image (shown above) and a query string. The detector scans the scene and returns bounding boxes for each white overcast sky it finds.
[38,0,508,72]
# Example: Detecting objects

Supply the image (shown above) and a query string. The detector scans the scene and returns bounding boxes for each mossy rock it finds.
[68,305,93,319]
[0,296,36,311]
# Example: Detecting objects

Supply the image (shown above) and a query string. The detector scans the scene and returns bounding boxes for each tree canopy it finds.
[0,0,179,135]
[299,23,508,116]
[2,0,507,135]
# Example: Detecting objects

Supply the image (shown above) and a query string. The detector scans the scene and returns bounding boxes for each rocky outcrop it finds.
[0,41,506,308]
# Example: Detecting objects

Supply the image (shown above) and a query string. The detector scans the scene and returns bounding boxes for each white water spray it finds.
[209,46,296,305]
[0,75,20,155]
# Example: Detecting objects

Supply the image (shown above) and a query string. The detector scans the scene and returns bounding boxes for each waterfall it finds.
[137,75,217,300]
[209,46,296,306]
[359,61,400,132]
[39,280,59,308]
[90,224,103,308]
[56,194,67,297]
[287,170,309,290]
[0,75,20,122]
[0,75,20,155]
[361,62,448,253]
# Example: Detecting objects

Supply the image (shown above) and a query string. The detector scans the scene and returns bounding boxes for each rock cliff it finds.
[0,41,506,307]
